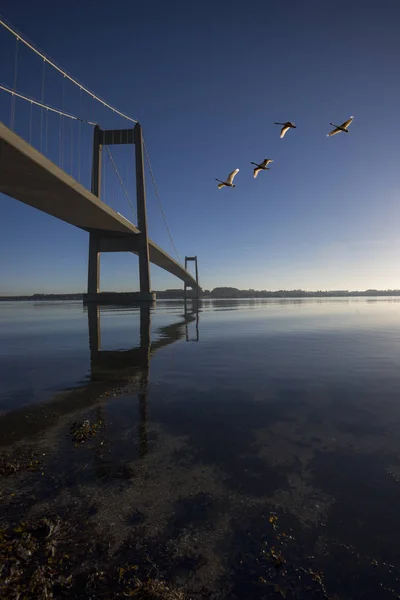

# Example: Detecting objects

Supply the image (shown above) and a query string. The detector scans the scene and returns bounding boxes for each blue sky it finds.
[1,0,400,294]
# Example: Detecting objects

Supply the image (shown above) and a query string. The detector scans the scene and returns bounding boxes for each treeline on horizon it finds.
[203,287,400,298]
[2,287,400,300]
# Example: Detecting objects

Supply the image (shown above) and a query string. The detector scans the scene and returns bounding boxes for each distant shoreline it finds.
[1,289,400,301]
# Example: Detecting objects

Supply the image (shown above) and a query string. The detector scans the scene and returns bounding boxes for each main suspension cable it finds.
[105,145,137,221]
[143,139,182,265]
[0,84,97,125]
[0,15,138,124]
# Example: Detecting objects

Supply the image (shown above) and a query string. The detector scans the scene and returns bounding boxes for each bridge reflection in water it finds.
[86,301,200,457]
[0,301,200,449]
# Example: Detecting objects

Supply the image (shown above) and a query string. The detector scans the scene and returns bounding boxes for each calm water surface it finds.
[1,298,400,599]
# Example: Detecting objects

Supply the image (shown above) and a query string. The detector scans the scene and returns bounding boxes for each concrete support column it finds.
[134,123,151,295]
[88,232,100,294]
[88,125,103,297]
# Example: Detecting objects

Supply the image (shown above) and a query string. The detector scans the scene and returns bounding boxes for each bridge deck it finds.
[0,122,198,288]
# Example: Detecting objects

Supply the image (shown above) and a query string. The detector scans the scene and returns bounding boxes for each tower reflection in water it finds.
[87,300,200,457]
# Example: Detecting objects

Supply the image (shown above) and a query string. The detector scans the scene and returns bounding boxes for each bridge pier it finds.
[84,230,156,303]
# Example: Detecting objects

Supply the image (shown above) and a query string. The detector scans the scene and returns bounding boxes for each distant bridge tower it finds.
[184,256,199,299]
[87,123,152,302]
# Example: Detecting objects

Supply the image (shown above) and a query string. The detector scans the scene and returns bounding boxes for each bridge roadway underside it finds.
[0,122,198,290]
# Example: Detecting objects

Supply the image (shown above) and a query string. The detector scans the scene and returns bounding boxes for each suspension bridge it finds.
[0,17,200,301]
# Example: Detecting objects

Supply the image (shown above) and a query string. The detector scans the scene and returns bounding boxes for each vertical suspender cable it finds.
[59,113,62,165]
[70,116,73,175]
[40,59,45,151]
[106,145,136,220]
[143,140,182,265]
[104,144,107,204]
[88,111,91,190]
[90,97,95,190]
[112,130,115,210]
[61,75,65,168]
[45,108,48,155]
[131,144,137,224]
[1,15,138,123]
[10,37,19,129]
[29,100,33,144]
[78,87,82,182]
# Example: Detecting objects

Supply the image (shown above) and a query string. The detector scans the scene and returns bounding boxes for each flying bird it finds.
[327,116,354,137]
[274,121,296,138]
[251,159,273,179]
[216,169,239,189]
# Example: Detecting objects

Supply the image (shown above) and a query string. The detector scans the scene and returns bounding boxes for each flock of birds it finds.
[215,116,354,189]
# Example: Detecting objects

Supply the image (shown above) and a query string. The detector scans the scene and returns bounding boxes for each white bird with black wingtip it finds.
[251,159,274,179]
[274,121,296,138]
[327,116,354,137]
[216,169,240,189]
